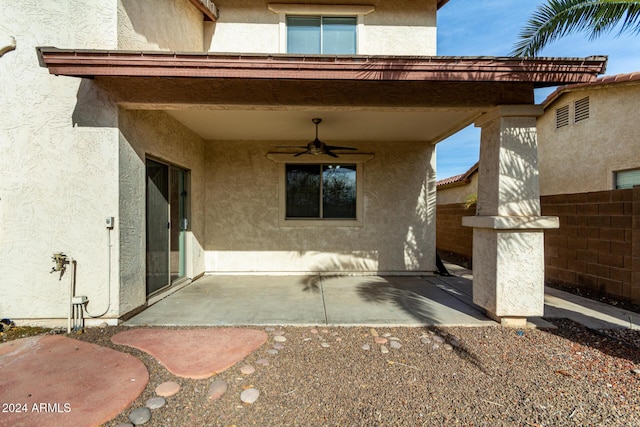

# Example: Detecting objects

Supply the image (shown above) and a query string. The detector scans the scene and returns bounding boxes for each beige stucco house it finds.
[537,73,640,303]
[0,0,606,327]
[538,73,640,195]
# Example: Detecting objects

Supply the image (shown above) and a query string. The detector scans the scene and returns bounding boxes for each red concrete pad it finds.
[111,328,268,379]
[0,335,148,427]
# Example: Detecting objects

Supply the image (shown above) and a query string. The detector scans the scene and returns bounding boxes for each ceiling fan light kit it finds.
[281,118,358,158]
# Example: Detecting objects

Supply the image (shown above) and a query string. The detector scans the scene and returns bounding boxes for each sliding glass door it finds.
[146,159,188,297]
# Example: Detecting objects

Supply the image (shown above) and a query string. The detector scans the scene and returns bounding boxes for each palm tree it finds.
[511,0,640,57]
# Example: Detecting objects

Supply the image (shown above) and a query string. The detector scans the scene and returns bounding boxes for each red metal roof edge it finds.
[542,71,640,107]
[36,48,607,86]
[436,162,478,188]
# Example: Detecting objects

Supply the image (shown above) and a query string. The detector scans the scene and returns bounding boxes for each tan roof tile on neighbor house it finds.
[436,162,479,188]
[543,71,640,107]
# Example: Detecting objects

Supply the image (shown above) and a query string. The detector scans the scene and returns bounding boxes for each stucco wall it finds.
[118,0,204,51]
[0,0,120,322]
[118,109,206,314]
[538,84,640,196]
[436,173,479,205]
[208,0,437,55]
[204,141,436,274]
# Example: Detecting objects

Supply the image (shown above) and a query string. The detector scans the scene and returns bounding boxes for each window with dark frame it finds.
[286,16,357,54]
[285,163,357,219]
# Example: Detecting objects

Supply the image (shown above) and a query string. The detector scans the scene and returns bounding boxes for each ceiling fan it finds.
[280,118,357,158]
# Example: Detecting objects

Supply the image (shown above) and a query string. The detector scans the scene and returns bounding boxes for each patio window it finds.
[286,16,357,54]
[286,163,357,219]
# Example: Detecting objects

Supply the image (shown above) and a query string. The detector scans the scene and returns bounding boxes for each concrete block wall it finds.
[541,188,639,303]
[436,203,475,267]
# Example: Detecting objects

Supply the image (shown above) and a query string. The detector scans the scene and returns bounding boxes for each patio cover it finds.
[37,49,607,141]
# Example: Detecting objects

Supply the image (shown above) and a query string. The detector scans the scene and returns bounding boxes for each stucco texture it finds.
[118,109,206,314]
[204,141,436,274]
[208,0,437,55]
[538,84,640,195]
[118,0,204,51]
[0,0,119,320]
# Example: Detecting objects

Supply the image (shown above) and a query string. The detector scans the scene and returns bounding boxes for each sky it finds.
[435,0,640,180]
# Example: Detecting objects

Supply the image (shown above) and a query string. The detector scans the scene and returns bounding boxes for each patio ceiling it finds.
[165,109,479,142]
[38,48,607,143]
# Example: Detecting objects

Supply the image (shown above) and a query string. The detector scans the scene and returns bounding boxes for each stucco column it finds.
[462,105,558,327]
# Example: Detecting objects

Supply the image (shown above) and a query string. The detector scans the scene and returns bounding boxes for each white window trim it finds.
[267,153,374,227]
[269,3,374,54]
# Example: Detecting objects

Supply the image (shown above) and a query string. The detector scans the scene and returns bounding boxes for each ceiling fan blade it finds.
[324,149,339,158]
[293,151,309,157]
[325,145,358,151]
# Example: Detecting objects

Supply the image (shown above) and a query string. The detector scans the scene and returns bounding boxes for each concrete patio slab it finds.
[125,274,497,327]
[322,275,495,326]
[124,265,640,330]
[126,275,326,326]
[111,328,267,379]
[0,335,148,427]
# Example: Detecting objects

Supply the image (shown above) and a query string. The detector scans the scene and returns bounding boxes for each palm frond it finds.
[511,0,640,57]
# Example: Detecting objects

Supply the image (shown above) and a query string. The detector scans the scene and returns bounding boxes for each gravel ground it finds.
[68,320,640,427]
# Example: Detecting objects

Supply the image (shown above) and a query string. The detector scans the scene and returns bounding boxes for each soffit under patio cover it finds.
[37,48,607,143]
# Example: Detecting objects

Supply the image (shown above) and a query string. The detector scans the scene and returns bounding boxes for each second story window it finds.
[286,16,357,54]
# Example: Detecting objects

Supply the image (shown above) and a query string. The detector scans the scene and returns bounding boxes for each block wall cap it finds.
[462,215,559,230]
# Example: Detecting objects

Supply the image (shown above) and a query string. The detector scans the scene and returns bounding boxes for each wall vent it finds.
[574,96,590,123]
[555,105,569,128]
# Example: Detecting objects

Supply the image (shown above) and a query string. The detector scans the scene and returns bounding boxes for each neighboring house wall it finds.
[436,173,478,205]
[538,83,640,196]
[542,189,639,304]
[0,0,120,320]
[205,141,437,273]
[208,0,437,55]
[537,77,640,304]
[118,0,204,51]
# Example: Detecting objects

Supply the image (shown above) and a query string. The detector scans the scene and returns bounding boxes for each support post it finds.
[463,105,558,327]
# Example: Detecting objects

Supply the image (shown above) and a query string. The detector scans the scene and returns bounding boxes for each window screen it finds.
[287,16,322,54]
[287,16,356,54]
[616,169,640,189]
